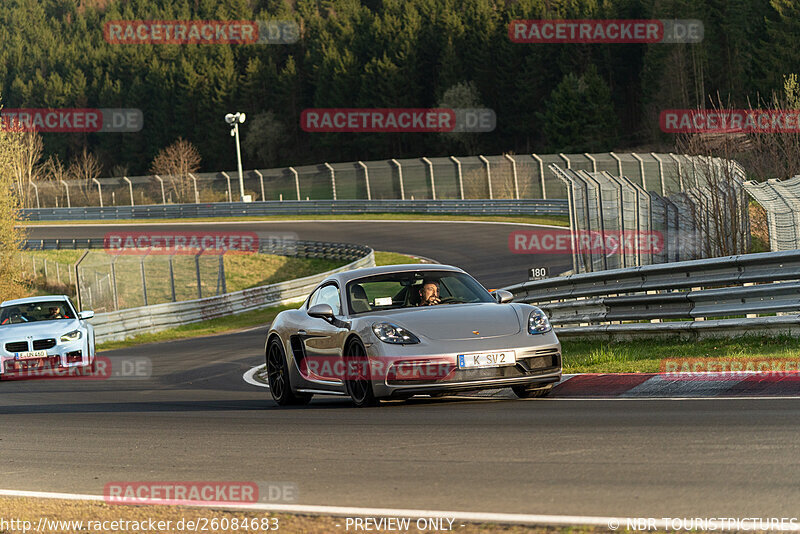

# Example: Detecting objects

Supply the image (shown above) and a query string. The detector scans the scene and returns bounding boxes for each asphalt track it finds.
[3,220,799,519]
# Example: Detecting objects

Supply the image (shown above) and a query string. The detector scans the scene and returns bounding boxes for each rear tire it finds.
[512,384,554,399]
[266,338,312,406]
[344,339,379,408]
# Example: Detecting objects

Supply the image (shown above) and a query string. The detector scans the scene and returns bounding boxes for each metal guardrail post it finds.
[153,175,166,204]
[421,157,435,200]
[609,152,623,177]
[631,153,646,190]
[651,152,666,195]
[123,176,134,206]
[478,155,493,199]
[92,178,103,207]
[450,156,464,199]
[168,255,176,302]
[289,167,301,200]
[60,179,71,208]
[111,256,119,311]
[324,162,337,200]
[390,159,404,200]
[357,161,371,200]
[221,172,232,202]
[140,255,148,306]
[532,154,546,199]
[195,252,203,299]
[218,254,227,294]
[254,170,265,201]
[74,251,89,311]
[584,153,597,173]
[504,154,519,199]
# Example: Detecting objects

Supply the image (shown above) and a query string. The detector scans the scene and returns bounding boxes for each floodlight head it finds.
[238,112,246,123]
[224,113,236,125]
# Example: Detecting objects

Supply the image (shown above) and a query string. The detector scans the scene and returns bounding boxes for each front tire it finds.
[266,338,312,406]
[512,383,554,399]
[344,338,379,407]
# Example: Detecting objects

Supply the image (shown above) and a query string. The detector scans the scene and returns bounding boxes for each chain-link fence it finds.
[553,155,750,274]
[744,176,800,251]
[25,152,716,208]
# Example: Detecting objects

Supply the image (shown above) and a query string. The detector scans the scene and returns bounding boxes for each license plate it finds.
[457,351,516,369]
[16,350,48,360]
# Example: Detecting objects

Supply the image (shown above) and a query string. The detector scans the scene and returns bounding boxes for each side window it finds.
[309,284,341,315]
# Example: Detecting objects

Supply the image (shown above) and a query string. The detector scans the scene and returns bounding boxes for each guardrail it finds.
[503,250,800,339]
[88,248,375,343]
[21,199,568,221]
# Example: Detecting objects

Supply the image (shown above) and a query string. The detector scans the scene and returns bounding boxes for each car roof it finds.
[322,263,465,286]
[1,295,71,307]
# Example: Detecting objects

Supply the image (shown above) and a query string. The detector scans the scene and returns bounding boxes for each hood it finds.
[370,303,521,341]
[0,319,80,341]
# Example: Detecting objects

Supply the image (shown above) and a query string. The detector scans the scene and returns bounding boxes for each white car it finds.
[0,295,96,380]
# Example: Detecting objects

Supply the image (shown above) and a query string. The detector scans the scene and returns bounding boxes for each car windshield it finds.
[0,301,74,325]
[346,270,494,315]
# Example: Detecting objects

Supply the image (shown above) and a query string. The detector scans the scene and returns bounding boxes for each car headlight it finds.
[527,308,552,334]
[372,322,420,344]
[60,330,82,343]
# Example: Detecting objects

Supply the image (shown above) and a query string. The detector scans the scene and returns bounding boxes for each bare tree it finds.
[0,104,30,299]
[41,155,69,206]
[9,130,43,208]
[150,138,202,203]
[68,148,103,205]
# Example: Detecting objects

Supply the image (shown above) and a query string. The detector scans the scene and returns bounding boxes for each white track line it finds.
[5,489,793,530]
[243,365,267,389]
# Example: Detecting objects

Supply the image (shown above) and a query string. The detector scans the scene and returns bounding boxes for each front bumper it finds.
[0,342,90,378]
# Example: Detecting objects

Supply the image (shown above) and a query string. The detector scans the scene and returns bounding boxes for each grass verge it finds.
[562,335,800,373]
[22,212,569,228]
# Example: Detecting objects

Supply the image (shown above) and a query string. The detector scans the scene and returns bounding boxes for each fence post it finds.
[631,153,647,190]
[218,254,227,294]
[421,157,436,200]
[123,176,134,206]
[289,167,301,200]
[609,152,623,177]
[357,161,371,200]
[74,251,89,311]
[390,159,404,200]
[478,155,493,199]
[584,153,598,173]
[668,153,684,192]
[504,154,519,199]
[195,252,203,299]
[168,255,176,302]
[60,180,71,208]
[532,154,546,199]
[111,256,119,311]
[221,172,232,202]
[188,173,199,203]
[30,182,40,208]
[651,153,666,195]
[323,162,337,200]
[140,255,148,306]
[254,170,265,201]
[559,153,571,169]
[153,175,166,204]
[450,156,464,199]
[92,178,103,207]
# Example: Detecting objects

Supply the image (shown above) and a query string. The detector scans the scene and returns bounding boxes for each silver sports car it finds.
[0,295,96,380]
[264,264,561,406]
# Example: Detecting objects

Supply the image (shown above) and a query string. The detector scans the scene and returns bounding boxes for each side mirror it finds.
[493,290,514,304]
[79,310,95,320]
[308,303,335,320]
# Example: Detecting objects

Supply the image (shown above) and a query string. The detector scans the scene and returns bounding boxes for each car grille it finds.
[33,338,56,350]
[5,341,29,353]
